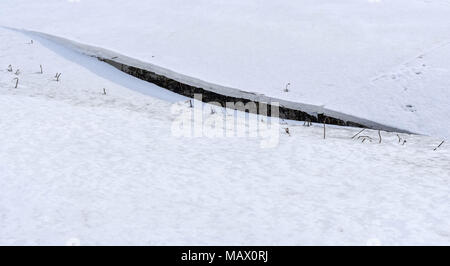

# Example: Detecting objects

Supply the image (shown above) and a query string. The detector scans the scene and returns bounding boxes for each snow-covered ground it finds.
[1,0,450,137]
[1,28,449,245]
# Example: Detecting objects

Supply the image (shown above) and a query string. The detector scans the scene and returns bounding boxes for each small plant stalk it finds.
[55,73,62,82]
[285,128,290,136]
[434,141,445,151]
[352,128,365,139]
[358,136,373,143]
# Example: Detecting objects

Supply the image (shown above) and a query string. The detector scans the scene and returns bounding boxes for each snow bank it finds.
[1,0,450,137]
[16,28,412,133]
[1,27,449,245]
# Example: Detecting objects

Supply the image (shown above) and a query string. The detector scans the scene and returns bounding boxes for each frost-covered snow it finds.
[1,0,450,137]
[1,28,449,245]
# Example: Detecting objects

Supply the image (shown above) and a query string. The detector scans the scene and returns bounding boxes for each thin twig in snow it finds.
[434,141,445,151]
[397,134,407,145]
[185,99,193,108]
[13,78,19,88]
[55,73,62,82]
[351,128,365,139]
[358,135,373,143]
[284,82,291,92]
[285,128,291,136]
